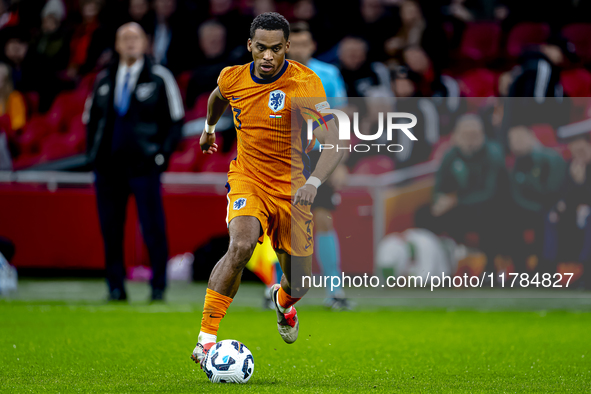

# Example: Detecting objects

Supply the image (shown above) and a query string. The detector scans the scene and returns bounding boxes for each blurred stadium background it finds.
[0,0,591,291]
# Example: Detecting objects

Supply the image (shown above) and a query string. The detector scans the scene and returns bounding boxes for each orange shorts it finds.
[225,178,313,257]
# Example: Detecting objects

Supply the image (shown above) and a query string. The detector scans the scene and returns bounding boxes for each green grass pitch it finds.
[1,281,590,393]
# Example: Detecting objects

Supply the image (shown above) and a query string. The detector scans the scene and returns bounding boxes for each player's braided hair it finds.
[250,12,290,41]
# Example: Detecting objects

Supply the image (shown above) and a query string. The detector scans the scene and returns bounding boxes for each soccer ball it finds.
[202,340,255,383]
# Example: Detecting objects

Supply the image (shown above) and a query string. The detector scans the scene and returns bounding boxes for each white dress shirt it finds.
[115,57,144,107]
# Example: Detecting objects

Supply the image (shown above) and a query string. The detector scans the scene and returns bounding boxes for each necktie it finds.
[117,71,131,116]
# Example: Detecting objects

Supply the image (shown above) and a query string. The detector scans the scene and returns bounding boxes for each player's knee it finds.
[228,238,256,266]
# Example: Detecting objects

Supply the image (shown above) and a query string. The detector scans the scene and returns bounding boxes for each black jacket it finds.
[84,56,184,174]
[509,50,562,99]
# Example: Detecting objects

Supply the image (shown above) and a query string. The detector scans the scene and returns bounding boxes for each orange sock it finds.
[277,287,301,310]
[200,288,233,336]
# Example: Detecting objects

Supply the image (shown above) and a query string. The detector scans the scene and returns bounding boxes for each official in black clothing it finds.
[83,23,184,301]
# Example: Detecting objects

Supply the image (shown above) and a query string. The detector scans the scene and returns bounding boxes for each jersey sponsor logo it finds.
[268,90,286,112]
[315,101,330,112]
[233,198,247,210]
[136,83,156,101]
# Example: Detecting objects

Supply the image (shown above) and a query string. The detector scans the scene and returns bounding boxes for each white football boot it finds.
[269,284,299,344]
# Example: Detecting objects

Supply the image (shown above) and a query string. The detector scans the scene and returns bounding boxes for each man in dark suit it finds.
[83,22,184,301]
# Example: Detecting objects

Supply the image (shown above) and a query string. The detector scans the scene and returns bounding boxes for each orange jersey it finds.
[217,60,329,200]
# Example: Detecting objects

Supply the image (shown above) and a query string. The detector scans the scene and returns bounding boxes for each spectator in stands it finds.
[295,0,349,62]
[338,36,392,98]
[83,23,184,301]
[546,130,591,285]
[31,0,70,112]
[292,0,331,56]
[402,46,459,99]
[1,26,35,92]
[252,0,275,15]
[384,0,448,72]
[209,0,249,51]
[186,20,243,109]
[151,0,174,66]
[349,0,396,63]
[0,0,19,30]
[442,0,510,22]
[0,62,26,132]
[441,0,507,50]
[67,0,103,79]
[506,124,566,274]
[416,114,507,275]
[149,0,191,75]
[400,46,460,137]
[288,22,347,101]
[128,0,152,32]
[388,65,441,168]
[506,37,576,99]
[499,37,575,147]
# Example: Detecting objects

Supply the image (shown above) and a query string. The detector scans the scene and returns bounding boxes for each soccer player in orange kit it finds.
[191,12,343,365]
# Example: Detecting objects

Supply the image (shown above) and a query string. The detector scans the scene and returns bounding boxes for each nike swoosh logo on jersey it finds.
[209,314,223,318]
[231,96,241,101]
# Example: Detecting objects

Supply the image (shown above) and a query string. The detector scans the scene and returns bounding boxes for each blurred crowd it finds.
[0,0,588,283]
[414,110,591,283]
[1,0,591,169]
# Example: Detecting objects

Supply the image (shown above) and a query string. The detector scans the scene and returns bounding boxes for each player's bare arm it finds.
[200,87,229,154]
[293,118,343,206]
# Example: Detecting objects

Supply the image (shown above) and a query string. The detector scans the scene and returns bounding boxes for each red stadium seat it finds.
[185,92,210,122]
[176,71,192,103]
[201,153,235,173]
[459,22,501,62]
[46,90,88,134]
[562,23,591,63]
[457,68,497,97]
[200,140,237,173]
[23,91,39,117]
[168,136,221,172]
[12,152,44,170]
[352,156,395,175]
[168,148,199,172]
[530,124,557,147]
[39,133,79,161]
[0,114,12,138]
[17,115,50,154]
[560,68,591,97]
[506,22,550,58]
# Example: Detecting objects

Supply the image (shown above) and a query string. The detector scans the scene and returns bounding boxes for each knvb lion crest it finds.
[268,90,286,112]
[233,198,247,210]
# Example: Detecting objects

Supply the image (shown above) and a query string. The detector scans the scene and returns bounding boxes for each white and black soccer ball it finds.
[202,340,255,383]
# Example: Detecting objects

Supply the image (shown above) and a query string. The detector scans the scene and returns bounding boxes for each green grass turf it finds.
[1,282,590,393]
